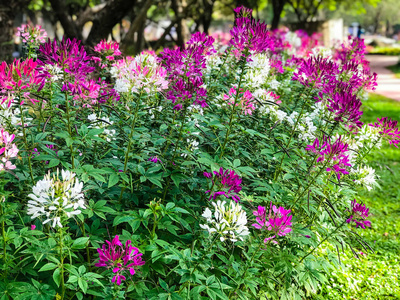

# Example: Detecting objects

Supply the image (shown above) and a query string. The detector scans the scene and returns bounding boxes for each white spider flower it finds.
[351,165,379,191]
[200,200,249,242]
[244,52,271,89]
[27,170,85,228]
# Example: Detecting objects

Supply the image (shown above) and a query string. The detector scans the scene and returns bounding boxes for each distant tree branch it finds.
[48,0,83,40]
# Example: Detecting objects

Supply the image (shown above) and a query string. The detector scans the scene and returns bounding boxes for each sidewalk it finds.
[366,55,400,101]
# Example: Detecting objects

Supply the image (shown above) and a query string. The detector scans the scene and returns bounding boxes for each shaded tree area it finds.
[0,0,386,62]
[0,0,30,62]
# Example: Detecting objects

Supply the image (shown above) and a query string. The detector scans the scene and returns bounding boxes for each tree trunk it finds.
[171,0,188,47]
[271,0,286,30]
[86,0,137,46]
[120,0,153,54]
[0,6,15,62]
[0,0,29,62]
[201,0,214,34]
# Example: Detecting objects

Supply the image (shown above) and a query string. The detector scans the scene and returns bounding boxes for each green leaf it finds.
[72,237,90,249]
[39,263,57,272]
[233,159,241,168]
[159,278,169,291]
[53,268,61,287]
[78,278,88,294]
[283,173,295,180]
[108,173,119,188]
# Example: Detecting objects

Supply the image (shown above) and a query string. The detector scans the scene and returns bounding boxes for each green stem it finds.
[118,95,142,203]
[59,228,65,299]
[81,222,91,271]
[299,220,346,263]
[229,237,268,298]
[289,160,330,211]
[161,108,188,202]
[20,109,35,184]
[274,90,311,180]
[219,61,246,160]
[64,90,75,169]
[1,204,6,277]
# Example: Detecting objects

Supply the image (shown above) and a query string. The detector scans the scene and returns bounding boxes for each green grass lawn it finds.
[316,93,400,299]
[387,64,400,79]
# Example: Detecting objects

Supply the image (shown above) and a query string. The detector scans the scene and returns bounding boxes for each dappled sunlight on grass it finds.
[317,94,400,300]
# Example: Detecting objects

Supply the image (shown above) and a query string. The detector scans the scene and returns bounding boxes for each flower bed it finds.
[0,6,399,299]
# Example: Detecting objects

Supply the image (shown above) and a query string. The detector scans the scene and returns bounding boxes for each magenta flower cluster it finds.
[95,235,145,285]
[160,32,215,110]
[204,167,242,203]
[252,203,293,244]
[369,117,400,147]
[346,199,371,229]
[0,58,43,107]
[306,136,351,179]
[37,38,95,94]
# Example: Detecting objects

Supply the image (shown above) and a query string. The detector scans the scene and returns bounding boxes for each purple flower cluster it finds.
[148,156,162,164]
[292,56,337,88]
[204,167,242,202]
[230,6,275,55]
[160,32,215,110]
[326,90,363,129]
[95,235,145,285]
[369,117,400,147]
[346,199,371,229]
[252,203,293,244]
[37,38,95,94]
[306,136,351,179]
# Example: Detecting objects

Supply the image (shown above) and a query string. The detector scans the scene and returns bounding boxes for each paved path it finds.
[366,55,400,101]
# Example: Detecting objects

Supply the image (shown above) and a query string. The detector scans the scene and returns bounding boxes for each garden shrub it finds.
[0,7,399,300]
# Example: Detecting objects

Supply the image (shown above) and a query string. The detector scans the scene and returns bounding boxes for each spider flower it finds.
[16,24,47,45]
[369,117,400,147]
[205,167,242,202]
[93,40,122,68]
[200,200,249,242]
[346,199,371,229]
[326,91,363,129]
[230,6,276,55]
[111,53,168,95]
[292,55,338,88]
[37,38,95,91]
[95,235,145,285]
[27,170,85,228]
[306,136,351,179]
[0,58,43,107]
[223,88,256,115]
[148,156,162,164]
[252,203,292,244]
[160,32,215,109]
[0,128,19,171]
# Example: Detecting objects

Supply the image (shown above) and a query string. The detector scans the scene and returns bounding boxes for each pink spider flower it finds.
[0,58,43,107]
[37,38,95,92]
[346,199,371,229]
[16,24,47,45]
[369,117,400,147]
[204,167,242,203]
[148,156,162,164]
[252,203,292,244]
[112,54,169,95]
[95,235,145,285]
[223,88,256,115]
[0,128,19,171]
[93,40,122,68]
[306,136,351,180]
